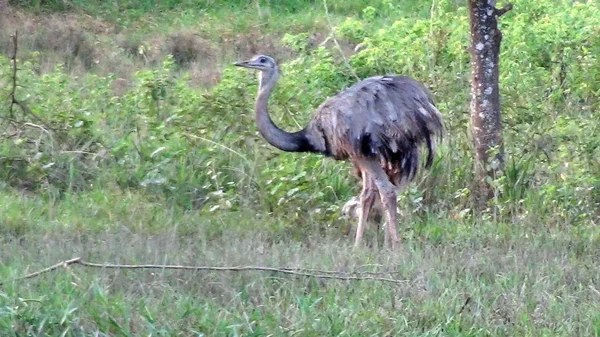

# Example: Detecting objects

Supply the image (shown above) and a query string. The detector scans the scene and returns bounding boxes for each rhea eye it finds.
[259,57,267,63]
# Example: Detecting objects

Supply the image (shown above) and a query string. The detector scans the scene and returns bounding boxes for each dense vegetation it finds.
[1,0,599,335]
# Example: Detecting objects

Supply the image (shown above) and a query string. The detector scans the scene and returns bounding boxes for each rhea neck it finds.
[255,67,316,153]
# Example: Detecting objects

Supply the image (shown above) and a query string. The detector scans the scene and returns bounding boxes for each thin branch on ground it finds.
[5,257,83,284]
[278,266,405,276]
[0,156,27,162]
[23,122,51,135]
[1,258,408,287]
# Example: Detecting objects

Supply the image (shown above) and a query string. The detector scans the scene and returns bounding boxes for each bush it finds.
[1,0,598,230]
[166,30,214,66]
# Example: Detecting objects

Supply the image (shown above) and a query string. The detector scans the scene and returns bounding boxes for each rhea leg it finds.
[378,197,389,249]
[341,196,359,236]
[354,173,377,248]
[369,197,387,248]
[358,159,400,250]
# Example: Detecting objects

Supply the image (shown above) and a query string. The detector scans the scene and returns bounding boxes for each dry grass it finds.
[166,30,215,66]
[0,3,341,95]
[3,222,600,335]
[0,11,113,72]
[0,186,598,335]
[110,77,134,97]
[187,61,222,87]
[0,9,315,92]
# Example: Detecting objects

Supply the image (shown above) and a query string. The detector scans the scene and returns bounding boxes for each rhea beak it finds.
[234,60,254,68]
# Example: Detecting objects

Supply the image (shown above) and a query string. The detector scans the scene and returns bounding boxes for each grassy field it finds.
[1,0,600,336]
[3,205,600,336]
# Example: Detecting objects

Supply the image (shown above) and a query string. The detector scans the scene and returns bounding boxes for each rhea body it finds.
[234,55,443,249]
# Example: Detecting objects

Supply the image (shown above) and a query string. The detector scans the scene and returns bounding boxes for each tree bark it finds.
[468,0,512,207]
[0,0,9,17]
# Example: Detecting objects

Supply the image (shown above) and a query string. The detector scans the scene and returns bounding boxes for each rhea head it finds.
[234,55,279,89]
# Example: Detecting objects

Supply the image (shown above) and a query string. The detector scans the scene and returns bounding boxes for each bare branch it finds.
[78,260,406,284]
[5,30,57,133]
[0,156,27,162]
[4,257,82,283]
[9,30,18,120]
[23,122,51,135]
[1,258,408,287]
[59,150,98,155]
[457,296,472,315]
[495,3,513,17]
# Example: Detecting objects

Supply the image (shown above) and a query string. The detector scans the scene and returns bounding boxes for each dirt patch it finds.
[219,31,294,61]
[0,10,113,72]
[167,30,215,66]
[0,8,336,92]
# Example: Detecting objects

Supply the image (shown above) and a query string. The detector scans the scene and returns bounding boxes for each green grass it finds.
[2,188,600,336]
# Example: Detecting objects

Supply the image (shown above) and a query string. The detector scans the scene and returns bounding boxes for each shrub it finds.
[1,0,598,230]
[166,30,214,66]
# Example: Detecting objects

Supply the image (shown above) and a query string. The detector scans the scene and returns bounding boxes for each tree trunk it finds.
[0,0,9,14]
[468,0,512,207]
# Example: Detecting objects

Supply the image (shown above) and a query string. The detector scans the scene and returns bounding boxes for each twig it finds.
[6,257,82,283]
[183,132,252,165]
[457,295,472,315]
[495,3,513,17]
[23,122,50,134]
[589,284,600,298]
[9,30,19,120]
[1,258,408,286]
[279,266,405,276]
[59,150,97,155]
[0,156,27,162]
[5,30,58,134]
[77,261,405,284]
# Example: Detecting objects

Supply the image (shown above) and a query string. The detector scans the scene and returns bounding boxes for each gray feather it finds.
[307,75,444,185]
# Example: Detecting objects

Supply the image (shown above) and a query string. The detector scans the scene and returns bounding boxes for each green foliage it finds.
[282,33,311,54]
[343,0,600,225]
[2,0,599,229]
[335,17,366,43]
[0,56,109,193]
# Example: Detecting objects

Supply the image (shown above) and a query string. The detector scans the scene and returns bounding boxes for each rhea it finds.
[234,55,443,249]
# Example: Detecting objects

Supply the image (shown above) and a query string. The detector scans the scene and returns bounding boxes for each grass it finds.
[1,0,443,87]
[2,188,600,336]
[1,1,349,81]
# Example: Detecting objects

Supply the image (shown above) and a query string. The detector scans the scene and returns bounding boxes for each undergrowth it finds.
[2,0,598,231]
